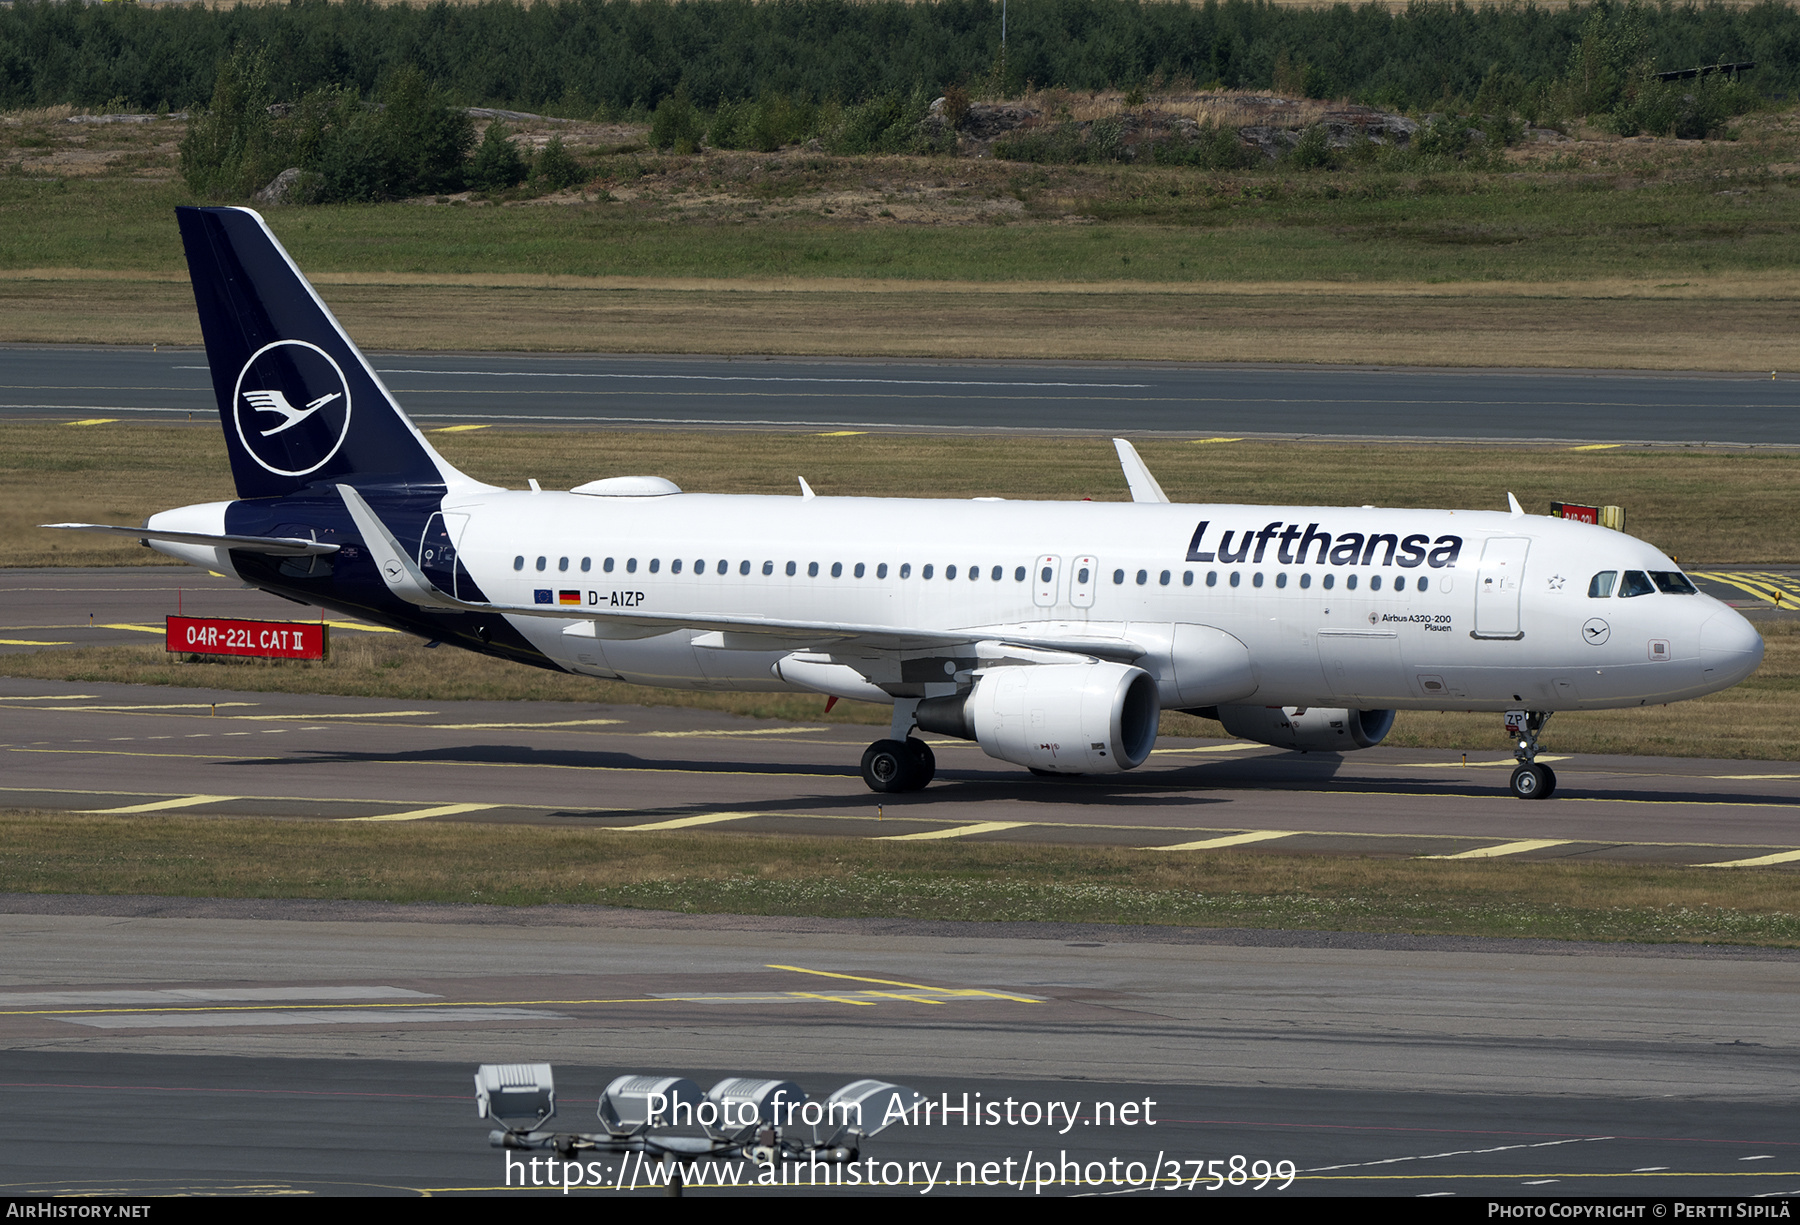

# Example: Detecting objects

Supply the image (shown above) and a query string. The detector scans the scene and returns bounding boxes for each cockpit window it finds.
[1587,571,1617,598]
[1619,570,1656,598]
[1650,571,1698,595]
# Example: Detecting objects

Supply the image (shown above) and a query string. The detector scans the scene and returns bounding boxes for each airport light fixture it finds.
[476,1064,924,1165]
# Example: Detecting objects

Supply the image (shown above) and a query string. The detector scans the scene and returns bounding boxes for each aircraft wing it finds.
[336,485,1147,660]
[41,522,340,557]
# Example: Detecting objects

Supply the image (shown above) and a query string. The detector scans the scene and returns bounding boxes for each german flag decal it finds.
[559,590,582,606]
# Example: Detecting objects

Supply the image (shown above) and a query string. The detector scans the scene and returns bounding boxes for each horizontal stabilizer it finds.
[40,523,339,557]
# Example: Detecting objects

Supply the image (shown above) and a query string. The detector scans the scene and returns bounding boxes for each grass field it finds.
[3,812,1796,945]
[3,104,1799,365]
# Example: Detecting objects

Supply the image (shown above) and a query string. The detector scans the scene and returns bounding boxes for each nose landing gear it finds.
[1505,709,1556,800]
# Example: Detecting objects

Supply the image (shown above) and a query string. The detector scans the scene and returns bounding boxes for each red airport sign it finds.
[1550,501,1600,524]
[166,615,329,661]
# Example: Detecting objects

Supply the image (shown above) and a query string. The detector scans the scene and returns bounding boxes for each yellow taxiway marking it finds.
[66,418,117,426]
[339,802,499,823]
[406,719,624,730]
[246,710,437,720]
[431,423,491,432]
[1419,839,1573,860]
[1191,437,1242,444]
[1691,571,1800,606]
[816,430,866,436]
[1150,743,1257,755]
[1710,773,1800,780]
[768,963,1043,1004]
[82,794,241,814]
[0,639,71,646]
[1569,443,1620,451]
[877,820,1030,841]
[94,624,165,634]
[1145,829,1297,851]
[615,811,760,831]
[1696,848,1800,868]
[639,727,814,737]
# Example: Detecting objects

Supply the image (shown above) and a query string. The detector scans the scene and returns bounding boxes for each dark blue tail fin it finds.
[177,206,464,500]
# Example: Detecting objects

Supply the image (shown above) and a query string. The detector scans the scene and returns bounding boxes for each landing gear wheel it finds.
[905,738,936,788]
[1509,764,1553,800]
[861,739,914,794]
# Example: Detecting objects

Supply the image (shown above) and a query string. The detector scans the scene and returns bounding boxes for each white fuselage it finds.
[413,488,1763,714]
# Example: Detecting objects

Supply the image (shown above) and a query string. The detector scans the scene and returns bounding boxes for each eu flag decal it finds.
[534,589,553,604]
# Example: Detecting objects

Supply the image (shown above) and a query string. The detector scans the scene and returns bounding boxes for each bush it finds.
[650,87,701,153]
[467,119,529,191]
[532,134,584,190]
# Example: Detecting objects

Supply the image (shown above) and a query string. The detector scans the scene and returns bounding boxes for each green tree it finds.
[178,46,282,199]
[467,120,528,191]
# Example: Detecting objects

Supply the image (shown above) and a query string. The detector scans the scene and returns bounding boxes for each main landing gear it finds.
[860,738,936,793]
[1506,709,1556,801]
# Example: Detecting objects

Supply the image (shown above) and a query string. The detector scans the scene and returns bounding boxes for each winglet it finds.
[798,476,816,500]
[335,484,461,609]
[1506,492,1525,518]
[1113,439,1170,504]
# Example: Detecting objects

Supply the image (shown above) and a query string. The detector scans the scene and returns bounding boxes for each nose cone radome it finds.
[1700,609,1765,691]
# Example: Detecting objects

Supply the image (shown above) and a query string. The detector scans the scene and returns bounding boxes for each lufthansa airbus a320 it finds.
[48,207,1765,800]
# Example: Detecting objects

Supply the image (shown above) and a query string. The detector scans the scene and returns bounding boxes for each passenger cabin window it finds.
[1620,570,1655,598]
[854,563,865,578]
[786,561,797,576]
[648,558,660,573]
[535,556,547,571]
[832,562,843,578]
[603,558,615,573]
[900,564,912,579]
[876,563,888,579]
[763,561,775,576]
[1014,567,1026,582]
[946,565,957,580]
[580,557,591,572]
[558,557,569,572]
[1651,571,1698,594]
[1588,571,1617,598]
[513,556,524,571]
[923,565,935,579]
[672,559,684,574]
[808,562,820,577]
[625,558,637,574]
[740,560,751,575]
[991,566,1002,581]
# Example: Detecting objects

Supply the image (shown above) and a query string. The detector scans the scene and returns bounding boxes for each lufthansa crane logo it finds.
[232,340,352,477]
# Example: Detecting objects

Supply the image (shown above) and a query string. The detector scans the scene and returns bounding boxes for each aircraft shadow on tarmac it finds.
[214,744,1797,810]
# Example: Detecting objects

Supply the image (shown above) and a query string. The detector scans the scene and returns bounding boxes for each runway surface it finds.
[4,345,1798,444]
[3,899,1799,1197]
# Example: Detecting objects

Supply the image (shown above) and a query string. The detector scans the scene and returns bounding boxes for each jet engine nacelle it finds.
[1211,705,1395,752]
[919,660,1161,775]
